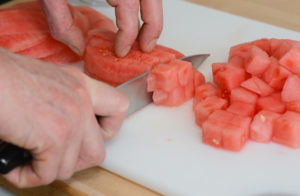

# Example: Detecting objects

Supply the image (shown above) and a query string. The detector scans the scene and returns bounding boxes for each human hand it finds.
[0,48,128,187]
[38,0,163,57]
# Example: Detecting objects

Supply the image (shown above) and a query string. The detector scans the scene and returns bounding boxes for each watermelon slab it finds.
[202,110,251,151]
[273,111,300,148]
[250,110,281,143]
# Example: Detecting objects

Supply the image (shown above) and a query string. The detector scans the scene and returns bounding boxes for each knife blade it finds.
[0,54,209,175]
[117,54,210,116]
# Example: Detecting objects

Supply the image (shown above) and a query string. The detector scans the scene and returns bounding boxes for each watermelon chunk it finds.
[281,75,300,102]
[227,101,256,117]
[229,42,252,60]
[279,47,300,74]
[147,59,200,106]
[273,111,300,148]
[194,82,220,105]
[228,56,244,69]
[202,110,251,151]
[256,94,286,114]
[250,110,281,143]
[263,57,291,90]
[251,38,271,55]
[194,96,228,127]
[230,87,258,104]
[213,65,247,92]
[241,76,274,96]
[286,100,300,113]
[245,46,271,76]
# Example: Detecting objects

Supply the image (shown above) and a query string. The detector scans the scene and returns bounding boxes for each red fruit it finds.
[241,76,274,96]
[250,110,281,143]
[244,46,271,76]
[279,47,300,74]
[273,111,300,148]
[281,75,300,102]
[230,87,258,104]
[202,110,251,151]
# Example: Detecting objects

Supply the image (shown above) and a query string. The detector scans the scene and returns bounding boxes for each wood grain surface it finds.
[0,0,299,195]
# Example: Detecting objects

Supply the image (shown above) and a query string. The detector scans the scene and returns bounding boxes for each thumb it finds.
[38,0,85,55]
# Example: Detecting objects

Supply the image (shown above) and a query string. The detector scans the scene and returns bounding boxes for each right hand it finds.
[0,48,129,188]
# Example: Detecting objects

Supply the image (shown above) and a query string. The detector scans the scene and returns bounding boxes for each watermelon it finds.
[273,111,300,148]
[286,100,300,113]
[193,82,220,107]
[256,94,286,114]
[227,101,256,117]
[194,96,228,126]
[263,56,291,90]
[213,65,247,92]
[251,38,271,55]
[279,47,300,74]
[147,59,203,106]
[241,76,274,97]
[202,110,251,151]
[281,75,300,102]
[229,42,252,60]
[244,46,270,76]
[250,110,281,143]
[230,87,258,104]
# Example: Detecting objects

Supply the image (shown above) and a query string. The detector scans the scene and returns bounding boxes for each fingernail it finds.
[118,46,131,57]
[104,128,113,138]
[145,39,158,52]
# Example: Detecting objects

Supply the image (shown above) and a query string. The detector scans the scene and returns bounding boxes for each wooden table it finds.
[1,0,300,195]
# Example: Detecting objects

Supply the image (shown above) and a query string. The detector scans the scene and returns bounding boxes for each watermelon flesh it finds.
[250,110,281,143]
[202,110,251,151]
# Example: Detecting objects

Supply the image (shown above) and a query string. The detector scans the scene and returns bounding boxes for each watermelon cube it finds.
[273,111,300,148]
[263,57,291,90]
[256,94,286,114]
[230,87,258,104]
[227,101,256,117]
[241,76,274,97]
[211,63,226,75]
[147,59,197,106]
[286,100,300,113]
[281,75,300,102]
[193,69,205,87]
[194,82,220,105]
[251,38,271,55]
[228,56,244,69]
[279,47,300,74]
[250,110,281,143]
[229,42,252,60]
[245,46,271,76]
[202,110,251,151]
[272,40,296,60]
[213,65,247,92]
[194,96,228,126]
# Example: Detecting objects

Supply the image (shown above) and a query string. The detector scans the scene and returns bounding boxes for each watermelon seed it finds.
[212,139,220,145]
[260,114,266,122]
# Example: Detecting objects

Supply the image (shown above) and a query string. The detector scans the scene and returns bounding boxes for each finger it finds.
[107,0,140,57]
[84,76,129,140]
[4,144,63,188]
[75,115,106,172]
[38,0,85,55]
[139,0,163,52]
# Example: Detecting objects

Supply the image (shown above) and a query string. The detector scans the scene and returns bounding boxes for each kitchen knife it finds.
[0,54,209,175]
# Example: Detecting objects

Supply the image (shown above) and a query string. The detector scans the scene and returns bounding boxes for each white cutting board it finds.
[72,0,300,195]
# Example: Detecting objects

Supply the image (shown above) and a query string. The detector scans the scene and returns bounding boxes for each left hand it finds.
[38,0,163,57]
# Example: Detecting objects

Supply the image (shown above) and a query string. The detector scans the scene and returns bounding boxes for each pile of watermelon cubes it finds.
[149,38,300,151]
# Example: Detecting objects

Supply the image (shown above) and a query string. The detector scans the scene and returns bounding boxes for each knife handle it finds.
[0,142,32,174]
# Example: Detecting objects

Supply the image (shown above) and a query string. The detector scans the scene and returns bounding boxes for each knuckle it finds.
[124,0,139,9]
[50,115,73,142]
[58,169,74,181]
